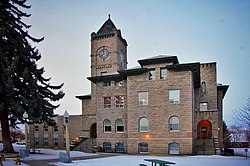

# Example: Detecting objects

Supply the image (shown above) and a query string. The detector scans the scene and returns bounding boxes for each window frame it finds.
[139,92,148,105]
[43,125,48,132]
[43,137,48,146]
[160,67,167,79]
[148,68,156,80]
[169,142,180,155]
[169,90,180,104]
[115,142,124,153]
[200,102,208,111]
[54,138,59,146]
[35,125,39,132]
[116,119,124,133]
[34,137,39,145]
[53,125,58,132]
[139,117,149,132]
[138,142,148,154]
[201,81,206,93]
[104,96,112,109]
[103,142,112,152]
[169,116,180,132]
[103,119,112,133]
[115,96,124,108]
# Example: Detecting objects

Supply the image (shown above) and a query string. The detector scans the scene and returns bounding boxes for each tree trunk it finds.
[0,111,15,153]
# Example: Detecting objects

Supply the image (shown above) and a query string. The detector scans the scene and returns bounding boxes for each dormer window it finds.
[160,67,167,79]
[148,68,155,80]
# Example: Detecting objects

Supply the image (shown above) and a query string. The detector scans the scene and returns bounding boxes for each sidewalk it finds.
[22,153,116,166]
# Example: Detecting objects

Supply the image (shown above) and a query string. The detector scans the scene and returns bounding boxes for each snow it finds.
[52,155,250,166]
[0,143,249,166]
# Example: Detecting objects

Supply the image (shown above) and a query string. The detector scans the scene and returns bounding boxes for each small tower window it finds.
[201,82,206,93]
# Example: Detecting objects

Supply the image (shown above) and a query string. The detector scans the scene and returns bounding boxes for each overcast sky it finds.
[26,0,250,126]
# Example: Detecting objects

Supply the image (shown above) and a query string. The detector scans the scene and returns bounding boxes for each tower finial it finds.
[108,14,110,19]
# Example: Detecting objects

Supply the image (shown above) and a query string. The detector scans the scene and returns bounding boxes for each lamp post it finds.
[23,112,29,154]
[63,110,71,162]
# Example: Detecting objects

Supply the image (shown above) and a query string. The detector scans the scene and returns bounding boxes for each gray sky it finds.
[27,0,250,126]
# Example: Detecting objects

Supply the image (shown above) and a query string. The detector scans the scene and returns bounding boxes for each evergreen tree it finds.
[223,121,231,143]
[0,0,64,152]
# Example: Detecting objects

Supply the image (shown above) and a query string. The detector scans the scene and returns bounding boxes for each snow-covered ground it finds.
[53,155,250,166]
[0,143,249,166]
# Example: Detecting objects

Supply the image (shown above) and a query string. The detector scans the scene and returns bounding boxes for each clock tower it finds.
[90,15,128,77]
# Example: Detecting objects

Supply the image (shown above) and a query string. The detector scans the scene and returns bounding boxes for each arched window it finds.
[115,142,124,153]
[103,142,112,152]
[169,142,180,154]
[169,116,179,131]
[201,81,206,93]
[116,119,124,132]
[138,142,148,154]
[103,119,111,132]
[139,117,148,132]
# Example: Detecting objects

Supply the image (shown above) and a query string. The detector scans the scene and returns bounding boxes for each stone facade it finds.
[29,17,229,155]
[29,115,83,149]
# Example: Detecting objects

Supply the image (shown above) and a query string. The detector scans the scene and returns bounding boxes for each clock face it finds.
[99,49,109,59]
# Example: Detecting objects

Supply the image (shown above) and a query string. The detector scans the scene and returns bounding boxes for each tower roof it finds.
[96,15,117,37]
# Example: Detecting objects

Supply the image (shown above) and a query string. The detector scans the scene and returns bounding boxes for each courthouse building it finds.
[29,17,229,155]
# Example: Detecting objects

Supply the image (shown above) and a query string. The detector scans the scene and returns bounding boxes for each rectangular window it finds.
[117,125,124,132]
[103,81,111,87]
[139,92,148,105]
[43,137,48,146]
[115,80,123,86]
[53,125,58,132]
[169,90,180,104]
[115,96,124,108]
[54,138,59,146]
[160,67,167,79]
[34,137,39,145]
[200,102,208,111]
[148,68,156,80]
[35,125,39,132]
[43,125,48,132]
[104,97,111,108]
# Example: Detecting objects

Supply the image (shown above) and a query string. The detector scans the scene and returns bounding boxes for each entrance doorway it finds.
[197,120,212,139]
[90,123,97,138]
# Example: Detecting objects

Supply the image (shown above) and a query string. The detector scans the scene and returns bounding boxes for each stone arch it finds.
[197,120,212,139]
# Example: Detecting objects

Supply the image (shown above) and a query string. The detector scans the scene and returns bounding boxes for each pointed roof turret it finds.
[91,15,127,46]
[96,14,117,37]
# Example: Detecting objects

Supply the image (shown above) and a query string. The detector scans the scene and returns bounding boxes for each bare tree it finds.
[233,98,250,128]
[233,98,250,142]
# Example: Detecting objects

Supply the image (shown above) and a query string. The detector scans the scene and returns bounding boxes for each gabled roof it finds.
[92,15,127,46]
[138,55,179,66]
[96,15,117,37]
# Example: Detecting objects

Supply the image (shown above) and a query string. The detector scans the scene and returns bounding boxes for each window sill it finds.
[104,131,112,133]
[116,131,124,133]
[170,130,179,132]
